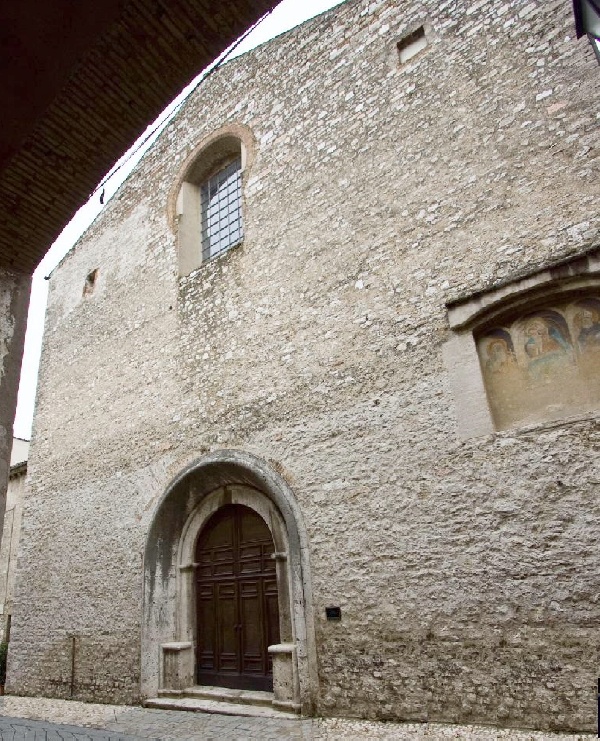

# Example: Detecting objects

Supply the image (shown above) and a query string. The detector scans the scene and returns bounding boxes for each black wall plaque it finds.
[326,606,341,621]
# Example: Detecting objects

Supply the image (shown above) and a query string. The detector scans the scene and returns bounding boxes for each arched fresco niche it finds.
[477,296,600,429]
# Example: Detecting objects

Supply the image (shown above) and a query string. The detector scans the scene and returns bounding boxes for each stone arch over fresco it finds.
[444,250,600,437]
[141,450,317,715]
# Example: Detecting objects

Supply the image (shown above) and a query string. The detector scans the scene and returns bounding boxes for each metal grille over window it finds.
[201,158,243,261]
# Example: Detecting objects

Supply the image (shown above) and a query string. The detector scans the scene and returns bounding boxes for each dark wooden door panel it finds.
[217,582,238,673]
[195,504,280,691]
[197,582,216,671]
[240,580,263,674]
[239,543,263,574]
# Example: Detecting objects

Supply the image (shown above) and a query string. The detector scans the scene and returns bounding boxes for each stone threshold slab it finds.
[144,695,300,719]
[179,685,274,707]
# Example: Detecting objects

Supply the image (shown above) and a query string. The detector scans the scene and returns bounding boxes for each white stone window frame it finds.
[443,248,600,440]
[169,124,256,277]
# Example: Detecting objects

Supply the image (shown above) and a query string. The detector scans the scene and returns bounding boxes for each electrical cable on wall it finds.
[93,5,278,202]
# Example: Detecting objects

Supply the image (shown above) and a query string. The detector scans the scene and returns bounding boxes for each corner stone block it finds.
[160,642,193,692]
[268,642,297,710]
[442,332,495,440]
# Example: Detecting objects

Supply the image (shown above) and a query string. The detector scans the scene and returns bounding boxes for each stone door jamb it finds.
[168,485,301,711]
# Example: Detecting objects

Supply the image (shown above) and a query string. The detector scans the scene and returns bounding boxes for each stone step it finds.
[144,695,300,719]
[182,685,274,707]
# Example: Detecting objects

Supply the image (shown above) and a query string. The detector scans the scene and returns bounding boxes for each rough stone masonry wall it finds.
[8,0,600,731]
[0,270,30,537]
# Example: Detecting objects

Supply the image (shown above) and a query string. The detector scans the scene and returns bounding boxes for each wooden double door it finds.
[195,504,280,691]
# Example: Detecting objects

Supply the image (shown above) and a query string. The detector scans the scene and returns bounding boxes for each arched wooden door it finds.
[195,504,280,691]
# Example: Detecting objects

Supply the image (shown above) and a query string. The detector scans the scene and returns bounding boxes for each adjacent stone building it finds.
[7,0,600,732]
[0,438,28,644]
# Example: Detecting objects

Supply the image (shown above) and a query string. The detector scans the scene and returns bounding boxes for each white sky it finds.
[13,0,344,440]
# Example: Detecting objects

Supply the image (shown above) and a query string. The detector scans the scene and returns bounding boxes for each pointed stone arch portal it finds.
[141,451,317,715]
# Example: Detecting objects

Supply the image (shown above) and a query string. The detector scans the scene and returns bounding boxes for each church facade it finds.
[7,0,600,732]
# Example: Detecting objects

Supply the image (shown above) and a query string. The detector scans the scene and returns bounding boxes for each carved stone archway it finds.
[141,450,317,715]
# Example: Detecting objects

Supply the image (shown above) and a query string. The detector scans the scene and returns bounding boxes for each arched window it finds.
[171,125,255,276]
[200,156,243,262]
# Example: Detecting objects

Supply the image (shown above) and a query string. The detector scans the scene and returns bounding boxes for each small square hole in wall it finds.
[397,26,428,65]
[83,269,98,296]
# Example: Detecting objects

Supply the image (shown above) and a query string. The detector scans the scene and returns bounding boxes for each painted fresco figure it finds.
[523,315,572,380]
[477,329,522,427]
[576,306,600,352]
[485,337,516,375]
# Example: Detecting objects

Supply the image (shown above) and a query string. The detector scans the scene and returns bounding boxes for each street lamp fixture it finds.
[573,0,600,64]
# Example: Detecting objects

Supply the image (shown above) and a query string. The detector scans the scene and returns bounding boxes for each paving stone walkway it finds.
[0,697,595,740]
[0,716,146,741]
[0,700,311,741]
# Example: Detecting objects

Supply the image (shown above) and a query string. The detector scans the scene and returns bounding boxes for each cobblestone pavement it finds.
[0,699,311,741]
[0,716,146,741]
[0,697,595,740]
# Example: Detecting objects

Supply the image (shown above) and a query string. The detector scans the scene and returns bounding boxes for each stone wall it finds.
[0,270,30,543]
[8,0,600,731]
[0,438,29,643]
